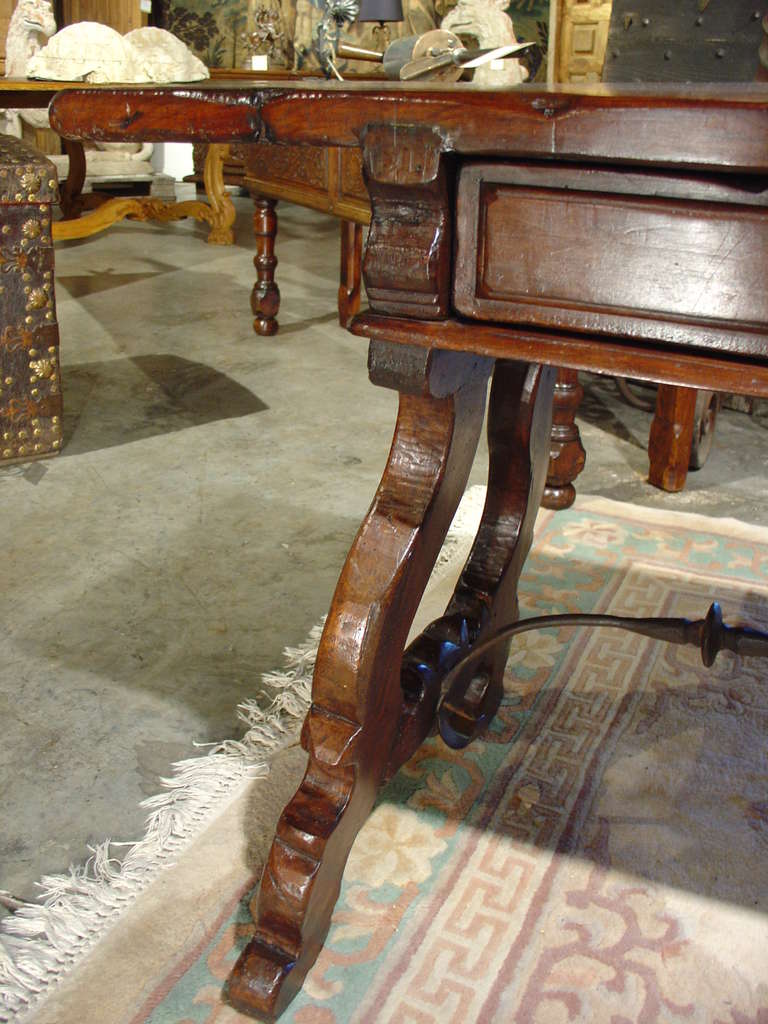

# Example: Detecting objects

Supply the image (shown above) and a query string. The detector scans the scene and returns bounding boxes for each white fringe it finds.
[0,630,319,1023]
[0,488,485,1023]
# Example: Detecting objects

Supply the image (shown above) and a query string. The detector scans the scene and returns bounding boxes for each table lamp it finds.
[356,0,404,51]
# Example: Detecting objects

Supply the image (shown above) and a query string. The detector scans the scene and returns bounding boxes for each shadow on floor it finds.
[60,354,267,456]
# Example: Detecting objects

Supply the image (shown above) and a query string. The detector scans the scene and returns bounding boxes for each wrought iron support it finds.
[437,602,768,748]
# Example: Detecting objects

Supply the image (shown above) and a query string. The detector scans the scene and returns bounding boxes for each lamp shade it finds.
[356,0,404,22]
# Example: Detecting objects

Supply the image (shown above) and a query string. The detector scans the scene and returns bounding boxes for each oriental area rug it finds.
[4,490,768,1024]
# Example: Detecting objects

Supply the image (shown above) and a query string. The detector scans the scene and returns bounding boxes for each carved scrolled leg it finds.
[338,220,363,328]
[542,367,585,510]
[202,142,236,245]
[390,361,556,758]
[250,195,279,336]
[227,340,492,1020]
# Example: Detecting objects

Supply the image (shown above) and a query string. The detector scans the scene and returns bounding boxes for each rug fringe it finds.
[0,488,485,1022]
[0,630,317,1022]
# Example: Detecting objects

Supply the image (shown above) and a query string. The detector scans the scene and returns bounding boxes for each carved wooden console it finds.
[51,80,768,1020]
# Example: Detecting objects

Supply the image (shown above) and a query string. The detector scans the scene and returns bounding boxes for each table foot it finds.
[227,340,491,1020]
[251,195,279,336]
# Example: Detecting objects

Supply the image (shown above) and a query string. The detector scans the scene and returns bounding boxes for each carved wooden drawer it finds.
[454,162,768,358]
[242,142,370,225]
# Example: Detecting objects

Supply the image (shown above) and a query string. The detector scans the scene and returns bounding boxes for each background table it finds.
[0,79,235,243]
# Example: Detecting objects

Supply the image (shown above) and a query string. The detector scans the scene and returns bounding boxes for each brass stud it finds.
[52,438,61,448]
[48,179,57,189]
[1,225,10,234]
[25,316,33,324]
[33,444,42,452]
[45,312,54,320]
[52,416,60,424]
[29,375,38,384]
[17,444,26,454]
[30,388,40,397]
[22,272,31,281]
[2,432,9,441]
[28,349,38,358]
[33,428,41,437]
[3,377,12,385]
[47,346,56,354]
[14,193,22,202]
[2,448,11,458]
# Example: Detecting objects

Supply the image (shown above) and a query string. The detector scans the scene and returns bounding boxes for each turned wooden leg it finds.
[338,220,363,328]
[542,367,586,510]
[648,384,697,491]
[202,142,236,245]
[250,195,279,336]
[227,341,492,1020]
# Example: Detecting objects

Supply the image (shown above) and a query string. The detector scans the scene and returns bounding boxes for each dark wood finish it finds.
[455,161,768,358]
[50,82,768,172]
[435,360,555,749]
[648,383,698,492]
[352,312,768,399]
[250,196,279,337]
[49,80,768,1020]
[542,368,586,510]
[362,124,452,320]
[228,341,492,1018]
[338,220,363,328]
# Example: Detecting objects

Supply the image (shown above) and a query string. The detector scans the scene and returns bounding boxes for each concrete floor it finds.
[2,195,767,915]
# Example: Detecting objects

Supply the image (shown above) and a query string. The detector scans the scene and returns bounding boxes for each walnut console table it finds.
[51,80,768,1020]
[196,137,720,499]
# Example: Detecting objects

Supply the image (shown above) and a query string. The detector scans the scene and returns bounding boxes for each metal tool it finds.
[337,30,534,82]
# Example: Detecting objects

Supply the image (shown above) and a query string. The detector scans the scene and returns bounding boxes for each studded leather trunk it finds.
[0,135,62,463]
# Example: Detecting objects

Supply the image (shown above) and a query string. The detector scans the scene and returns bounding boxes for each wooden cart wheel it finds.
[689,390,720,471]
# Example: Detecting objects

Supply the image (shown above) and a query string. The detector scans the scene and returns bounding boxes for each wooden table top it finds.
[48,81,768,173]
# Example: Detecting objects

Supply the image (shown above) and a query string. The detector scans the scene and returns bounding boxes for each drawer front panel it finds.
[244,141,329,196]
[454,163,768,356]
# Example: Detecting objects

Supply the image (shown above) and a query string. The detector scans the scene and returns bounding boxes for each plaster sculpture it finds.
[4,7,207,188]
[441,0,526,86]
[2,0,56,133]
[26,23,209,83]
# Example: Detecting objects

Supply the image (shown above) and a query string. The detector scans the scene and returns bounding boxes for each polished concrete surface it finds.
[2,196,767,913]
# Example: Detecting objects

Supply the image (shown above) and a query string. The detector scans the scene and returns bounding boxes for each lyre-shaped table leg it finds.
[227,341,491,1020]
[391,361,556,760]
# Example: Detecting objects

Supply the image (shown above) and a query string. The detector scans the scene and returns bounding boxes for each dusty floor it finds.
[2,196,767,913]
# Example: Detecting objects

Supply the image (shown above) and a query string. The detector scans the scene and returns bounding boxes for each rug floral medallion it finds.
[120,497,768,1024]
